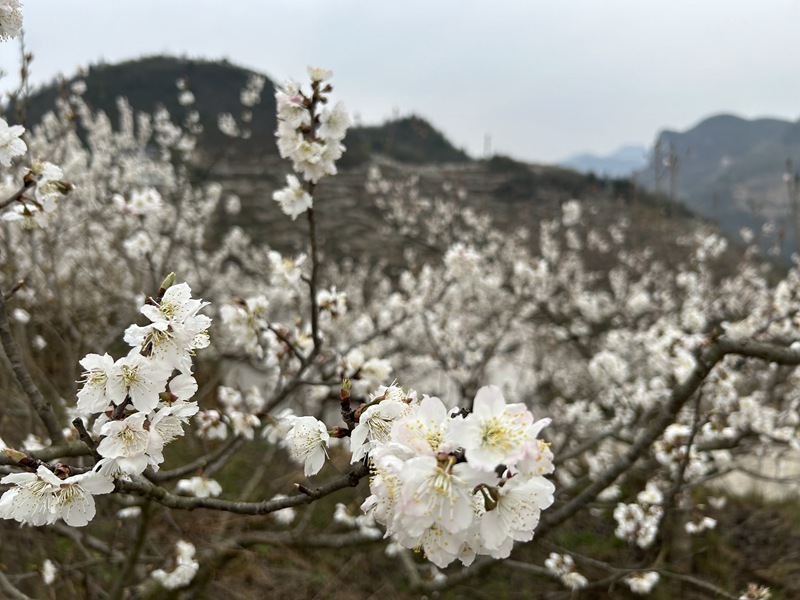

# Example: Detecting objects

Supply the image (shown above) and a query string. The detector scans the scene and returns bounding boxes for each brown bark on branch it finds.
[116,461,370,514]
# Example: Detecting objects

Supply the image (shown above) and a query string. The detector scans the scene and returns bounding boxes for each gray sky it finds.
[2,1,799,163]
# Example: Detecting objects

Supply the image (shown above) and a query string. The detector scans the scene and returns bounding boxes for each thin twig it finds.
[72,417,101,462]
[266,323,306,363]
[2,278,25,301]
[0,442,89,466]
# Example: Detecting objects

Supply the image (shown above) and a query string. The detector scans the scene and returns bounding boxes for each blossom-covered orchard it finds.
[0,6,794,600]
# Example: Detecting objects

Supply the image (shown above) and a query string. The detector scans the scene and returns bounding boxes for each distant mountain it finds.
[341,116,469,167]
[559,145,648,178]
[637,113,800,257]
[8,56,278,156]
[8,55,468,167]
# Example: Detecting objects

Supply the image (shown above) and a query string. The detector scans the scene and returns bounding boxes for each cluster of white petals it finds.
[285,416,330,477]
[151,540,199,590]
[614,497,663,549]
[82,282,209,480]
[333,503,383,539]
[41,559,57,586]
[269,493,297,525]
[273,66,350,220]
[175,476,223,498]
[344,385,555,568]
[544,552,588,590]
[240,74,266,107]
[124,282,211,373]
[624,571,660,594]
[0,0,22,40]
[0,117,26,166]
[272,174,312,220]
[0,280,210,528]
[2,160,72,227]
[0,466,114,527]
[739,583,772,600]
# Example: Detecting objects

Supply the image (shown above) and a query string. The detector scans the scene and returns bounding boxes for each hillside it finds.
[8,55,709,265]
[638,113,800,257]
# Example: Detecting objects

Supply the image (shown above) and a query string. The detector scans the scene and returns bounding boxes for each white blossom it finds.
[449,385,535,471]
[151,540,199,590]
[175,476,222,498]
[624,571,660,594]
[218,112,240,137]
[0,466,114,527]
[270,493,296,525]
[97,412,165,475]
[41,559,57,585]
[272,174,312,220]
[285,416,329,476]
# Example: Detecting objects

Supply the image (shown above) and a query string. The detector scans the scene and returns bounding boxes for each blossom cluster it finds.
[0,279,210,527]
[613,481,664,548]
[0,116,26,166]
[624,571,660,595]
[272,67,350,219]
[0,465,114,527]
[0,0,22,40]
[150,540,199,590]
[0,117,73,228]
[285,384,555,568]
[544,552,588,590]
[80,281,210,478]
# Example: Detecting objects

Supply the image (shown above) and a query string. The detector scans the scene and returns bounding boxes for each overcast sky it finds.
[2,1,798,163]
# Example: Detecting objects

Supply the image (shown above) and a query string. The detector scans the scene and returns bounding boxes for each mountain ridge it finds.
[7,54,470,168]
[559,144,648,178]
[637,111,800,257]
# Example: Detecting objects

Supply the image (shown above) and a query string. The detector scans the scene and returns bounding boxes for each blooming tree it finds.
[0,8,798,599]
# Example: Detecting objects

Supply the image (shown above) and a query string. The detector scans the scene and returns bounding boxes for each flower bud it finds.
[160,272,176,291]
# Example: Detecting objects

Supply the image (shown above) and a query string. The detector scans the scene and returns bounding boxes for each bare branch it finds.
[109,501,152,600]
[49,522,126,561]
[0,442,89,466]
[116,461,370,514]
[72,417,101,462]
[657,570,738,600]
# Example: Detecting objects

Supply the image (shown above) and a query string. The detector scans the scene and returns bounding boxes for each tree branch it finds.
[116,461,370,514]
[0,442,89,466]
